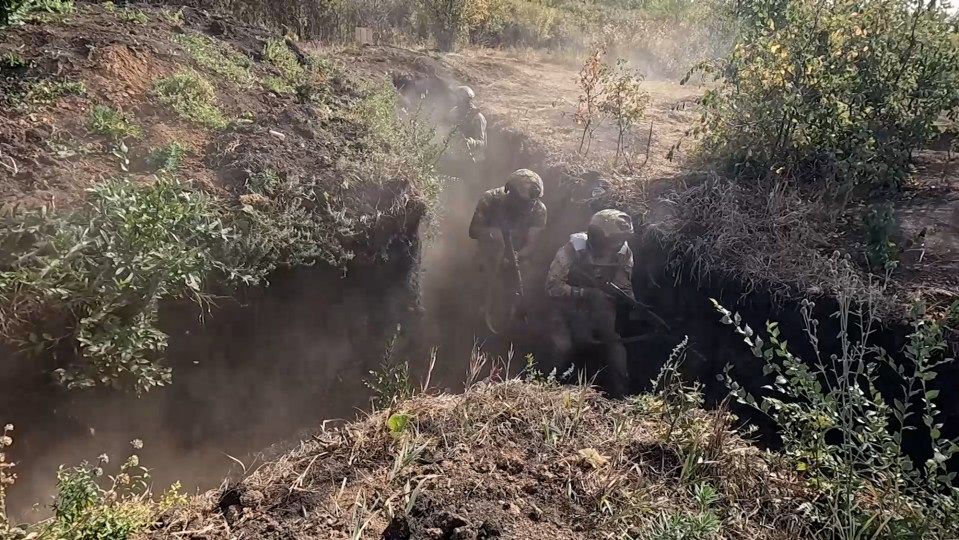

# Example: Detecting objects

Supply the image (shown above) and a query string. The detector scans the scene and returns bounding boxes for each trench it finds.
[3,72,958,518]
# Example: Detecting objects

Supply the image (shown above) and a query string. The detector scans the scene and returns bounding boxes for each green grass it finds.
[151,71,229,129]
[172,33,253,85]
[146,143,191,172]
[0,53,26,69]
[262,76,294,94]
[117,7,148,24]
[263,39,304,86]
[87,105,142,140]
[159,7,183,24]
[21,0,75,23]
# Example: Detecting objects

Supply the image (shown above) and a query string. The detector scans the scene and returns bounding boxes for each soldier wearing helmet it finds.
[449,85,487,161]
[469,169,547,272]
[545,209,635,397]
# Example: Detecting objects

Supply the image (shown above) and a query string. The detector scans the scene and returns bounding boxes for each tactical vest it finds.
[566,232,627,289]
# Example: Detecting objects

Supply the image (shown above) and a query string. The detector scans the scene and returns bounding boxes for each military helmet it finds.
[504,169,544,200]
[454,85,476,101]
[588,209,633,239]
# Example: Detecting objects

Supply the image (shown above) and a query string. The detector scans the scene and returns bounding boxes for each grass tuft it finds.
[87,105,141,140]
[172,33,253,85]
[151,70,229,130]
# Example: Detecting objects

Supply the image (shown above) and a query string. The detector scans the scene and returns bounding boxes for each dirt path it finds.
[443,49,705,180]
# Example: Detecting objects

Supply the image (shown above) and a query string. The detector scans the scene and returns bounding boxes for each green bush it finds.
[146,142,191,172]
[697,0,959,192]
[172,33,253,85]
[0,177,248,394]
[713,269,959,538]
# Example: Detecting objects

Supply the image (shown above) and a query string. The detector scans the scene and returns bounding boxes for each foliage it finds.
[230,168,356,280]
[417,0,471,51]
[146,143,191,173]
[697,0,959,192]
[599,58,649,163]
[2,0,73,26]
[1,438,185,540]
[151,71,229,130]
[0,177,248,394]
[863,203,898,272]
[648,336,703,444]
[0,425,13,534]
[158,7,182,25]
[640,484,722,540]
[575,47,610,155]
[713,275,959,539]
[171,33,253,85]
[352,81,448,203]
[365,325,415,409]
[87,106,141,140]
[263,39,303,87]
[116,7,147,25]
[19,80,86,108]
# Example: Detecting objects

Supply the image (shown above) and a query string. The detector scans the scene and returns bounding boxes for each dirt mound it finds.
[149,380,807,540]
[0,3,423,255]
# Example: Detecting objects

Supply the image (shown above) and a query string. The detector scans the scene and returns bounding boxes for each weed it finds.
[87,105,142,140]
[19,79,86,109]
[864,203,898,272]
[159,7,182,25]
[151,70,229,129]
[0,424,14,532]
[365,325,415,409]
[172,33,252,85]
[20,0,75,23]
[600,59,649,164]
[117,7,148,25]
[264,39,304,85]
[0,53,25,69]
[713,263,959,538]
[262,76,293,94]
[146,143,191,172]
[575,46,609,156]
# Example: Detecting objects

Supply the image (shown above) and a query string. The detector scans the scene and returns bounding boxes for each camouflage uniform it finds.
[545,210,634,397]
[469,169,547,274]
[450,86,487,161]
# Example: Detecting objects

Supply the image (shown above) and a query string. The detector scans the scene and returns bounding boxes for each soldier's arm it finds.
[518,203,547,259]
[546,244,578,298]
[468,195,499,242]
[474,113,487,148]
[612,248,635,301]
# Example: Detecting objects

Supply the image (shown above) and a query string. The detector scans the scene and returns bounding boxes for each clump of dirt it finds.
[150,380,809,540]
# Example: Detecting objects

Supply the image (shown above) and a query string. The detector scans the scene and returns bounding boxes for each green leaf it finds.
[387,413,412,435]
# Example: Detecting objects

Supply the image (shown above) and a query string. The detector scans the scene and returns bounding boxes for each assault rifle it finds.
[483,229,526,335]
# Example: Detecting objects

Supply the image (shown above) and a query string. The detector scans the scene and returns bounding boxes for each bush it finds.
[0,177,249,394]
[697,0,959,192]
[713,266,959,538]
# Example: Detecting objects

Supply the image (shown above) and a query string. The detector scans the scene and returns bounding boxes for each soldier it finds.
[449,85,487,161]
[545,209,635,398]
[469,168,547,274]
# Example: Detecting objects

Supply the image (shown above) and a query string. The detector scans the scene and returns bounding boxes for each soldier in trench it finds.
[545,209,635,398]
[468,168,547,300]
[448,85,487,163]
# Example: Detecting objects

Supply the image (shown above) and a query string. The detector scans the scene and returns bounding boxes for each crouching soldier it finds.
[545,209,635,398]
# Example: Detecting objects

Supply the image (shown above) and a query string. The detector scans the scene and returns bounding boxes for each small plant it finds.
[146,142,190,172]
[864,203,898,272]
[18,79,86,109]
[172,33,252,85]
[364,325,415,409]
[600,59,649,165]
[87,105,142,140]
[117,7,148,25]
[151,71,229,129]
[264,39,304,84]
[575,46,610,156]
[0,424,15,533]
[21,0,75,23]
[649,336,703,444]
[158,7,182,25]
[713,272,959,538]
[0,53,26,69]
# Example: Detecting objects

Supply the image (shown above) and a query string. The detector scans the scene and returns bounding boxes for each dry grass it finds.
[151,367,811,540]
